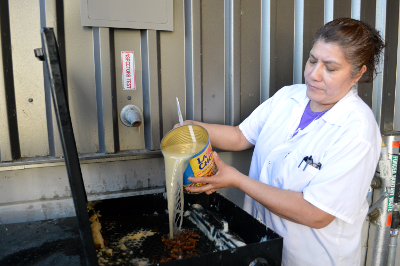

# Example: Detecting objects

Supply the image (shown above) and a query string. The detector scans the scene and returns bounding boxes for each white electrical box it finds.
[80,0,173,31]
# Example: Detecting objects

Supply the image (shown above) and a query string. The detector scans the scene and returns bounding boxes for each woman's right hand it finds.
[185,151,244,194]
[173,120,194,129]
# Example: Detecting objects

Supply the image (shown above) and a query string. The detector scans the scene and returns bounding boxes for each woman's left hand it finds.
[185,151,244,195]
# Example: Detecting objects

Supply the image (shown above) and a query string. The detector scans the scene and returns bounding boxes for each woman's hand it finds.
[184,151,245,195]
[173,120,194,129]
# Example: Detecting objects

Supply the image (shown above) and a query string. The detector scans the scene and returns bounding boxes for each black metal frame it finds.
[1,0,21,160]
[36,28,98,266]
[95,192,283,266]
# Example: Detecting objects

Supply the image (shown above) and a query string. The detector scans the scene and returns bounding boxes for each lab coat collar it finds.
[290,85,359,127]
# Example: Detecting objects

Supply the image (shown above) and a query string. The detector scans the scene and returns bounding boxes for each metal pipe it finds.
[366,134,399,266]
[387,229,398,266]
[120,104,143,127]
[386,155,400,265]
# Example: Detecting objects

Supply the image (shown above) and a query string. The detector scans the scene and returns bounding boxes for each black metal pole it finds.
[36,28,98,266]
[0,0,21,160]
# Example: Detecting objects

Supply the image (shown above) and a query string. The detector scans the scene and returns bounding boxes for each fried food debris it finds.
[155,229,202,263]
[88,201,107,250]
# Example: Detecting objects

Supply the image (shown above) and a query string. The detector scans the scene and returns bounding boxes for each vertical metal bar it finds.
[55,0,68,100]
[0,5,11,162]
[142,30,151,149]
[352,0,361,19]
[141,30,161,150]
[232,0,241,125]
[40,28,98,266]
[185,0,194,120]
[0,0,21,161]
[109,29,120,152]
[380,0,399,132]
[325,0,334,23]
[97,28,115,154]
[224,0,233,125]
[294,0,304,85]
[157,31,164,140]
[39,0,63,158]
[394,8,400,131]
[193,0,203,122]
[260,0,271,103]
[224,0,241,125]
[372,0,387,131]
[93,27,106,153]
[40,0,56,157]
[184,0,202,122]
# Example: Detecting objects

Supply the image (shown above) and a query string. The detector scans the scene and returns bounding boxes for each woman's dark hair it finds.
[313,18,385,83]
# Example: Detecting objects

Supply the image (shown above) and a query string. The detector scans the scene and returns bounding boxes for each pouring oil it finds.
[161,125,216,238]
[162,142,206,238]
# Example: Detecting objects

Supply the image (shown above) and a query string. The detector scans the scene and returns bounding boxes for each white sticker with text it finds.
[122,51,135,90]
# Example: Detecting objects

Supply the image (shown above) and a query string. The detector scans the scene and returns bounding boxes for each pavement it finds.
[0,217,85,266]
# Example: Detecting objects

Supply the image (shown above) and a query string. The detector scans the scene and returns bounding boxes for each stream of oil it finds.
[162,142,206,238]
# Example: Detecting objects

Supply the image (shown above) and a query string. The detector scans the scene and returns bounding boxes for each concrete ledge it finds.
[0,187,165,225]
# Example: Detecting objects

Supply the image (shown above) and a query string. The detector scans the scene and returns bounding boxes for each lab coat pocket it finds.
[274,150,319,192]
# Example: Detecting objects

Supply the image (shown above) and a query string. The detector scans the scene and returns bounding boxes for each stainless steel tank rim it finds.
[0,150,163,172]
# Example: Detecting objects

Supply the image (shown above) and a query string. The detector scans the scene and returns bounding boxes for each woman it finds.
[178,18,384,265]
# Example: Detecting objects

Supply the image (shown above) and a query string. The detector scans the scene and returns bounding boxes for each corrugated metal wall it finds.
[0,0,262,163]
[1,0,397,163]
[1,0,400,265]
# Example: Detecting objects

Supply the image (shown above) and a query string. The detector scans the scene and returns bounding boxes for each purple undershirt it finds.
[292,102,329,137]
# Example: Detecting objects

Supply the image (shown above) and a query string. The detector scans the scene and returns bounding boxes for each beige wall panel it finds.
[0,27,11,162]
[202,0,225,124]
[240,0,261,121]
[9,1,49,158]
[114,29,144,151]
[160,0,186,136]
[64,0,99,154]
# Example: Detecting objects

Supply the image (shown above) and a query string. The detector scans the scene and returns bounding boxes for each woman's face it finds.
[304,40,364,112]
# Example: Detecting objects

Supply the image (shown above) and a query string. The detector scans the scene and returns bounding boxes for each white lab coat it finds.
[239,84,381,266]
